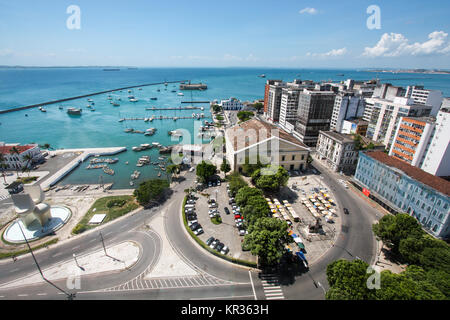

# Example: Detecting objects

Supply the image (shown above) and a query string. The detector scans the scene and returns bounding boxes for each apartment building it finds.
[389,117,436,168]
[421,108,450,177]
[366,96,432,149]
[405,85,443,117]
[330,91,365,132]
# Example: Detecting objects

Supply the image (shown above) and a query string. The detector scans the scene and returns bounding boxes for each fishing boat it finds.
[124,128,134,133]
[129,98,138,102]
[152,142,161,148]
[88,99,94,102]
[59,106,64,110]
[150,97,157,101]
[112,102,120,106]
[177,93,184,96]
[130,181,134,186]
[145,128,156,136]
[103,167,115,176]
[158,172,161,177]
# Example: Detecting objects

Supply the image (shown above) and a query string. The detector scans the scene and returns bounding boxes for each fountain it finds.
[4,184,71,243]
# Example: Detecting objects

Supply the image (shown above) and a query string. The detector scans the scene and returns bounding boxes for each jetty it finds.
[0,80,189,114]
[119,115,204,122]
[181,101,210,104]
[145,106,204,111]
[40,147,127,190]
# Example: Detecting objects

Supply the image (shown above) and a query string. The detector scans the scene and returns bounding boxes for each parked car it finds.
[208,209,218,214]
[206,237,215,246]
[220,245,229,255]
[189,222,201,231]
[194,227,204,235]
[344,208,349,215]
[189,167,195,172]
[224,207,230,215]
[238,229,247,236]
[228,199,235,205]
[187,215,197,221]
[208,203,218,209]
[208,181,212,187]
[234,214,242,219]
[215,242,224,252]
[209,239,219,249]
[217,180,221,186]
[236,221,243,228]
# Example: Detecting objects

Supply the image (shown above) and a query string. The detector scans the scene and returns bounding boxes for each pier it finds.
[145,106,204,111]
[181,101,210,104]
[120,115,204,122]
[40,147,127,190]
[0,80,189,114]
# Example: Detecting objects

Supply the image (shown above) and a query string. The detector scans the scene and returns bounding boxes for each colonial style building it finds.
[225,119,310,173]
[0,143,42,170]
[354,151,450,239]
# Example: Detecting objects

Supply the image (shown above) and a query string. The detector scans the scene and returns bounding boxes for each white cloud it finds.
[307,48,348,58]
[363,31,450,57]
[299,7,318,15]
[0,49,14,57]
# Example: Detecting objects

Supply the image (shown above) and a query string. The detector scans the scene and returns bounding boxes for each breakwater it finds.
[0,80,189,114]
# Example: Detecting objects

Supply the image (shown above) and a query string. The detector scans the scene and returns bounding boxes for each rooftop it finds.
[365,151,450,197]
[0,144,35,155]
[227,119,308,152]
[320,131,355,143]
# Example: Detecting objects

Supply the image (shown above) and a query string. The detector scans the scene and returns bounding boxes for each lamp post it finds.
[99,231,107,256]
[17,222,75,300]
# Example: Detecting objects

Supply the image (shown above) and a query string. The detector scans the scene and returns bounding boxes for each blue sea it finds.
[1,67,449,189]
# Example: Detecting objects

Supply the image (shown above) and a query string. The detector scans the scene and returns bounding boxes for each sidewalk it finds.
[0,241,140,289]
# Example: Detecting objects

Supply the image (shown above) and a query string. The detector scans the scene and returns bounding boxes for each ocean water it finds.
[1,67,449,189]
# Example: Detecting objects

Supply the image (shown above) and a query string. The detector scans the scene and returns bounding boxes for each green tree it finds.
[253,102,263,113]
[220,159,231,178]
[212,104,222,113]
[133,179,170,207]
[22,154,33,177]
[196,161,217,183]
[252,166,289,193]
[237,111,254,122]
[242,156,263,177]
[166,164,181,180]
[0,153,7,184]
[244,217,291,266]
[325,259,374,300]
[228,172,248,195]
[242,195,271,226]
[372,213,424,253]
[235,186,263,207]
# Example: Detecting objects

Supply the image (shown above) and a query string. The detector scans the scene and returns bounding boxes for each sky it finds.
[0,0,449,69]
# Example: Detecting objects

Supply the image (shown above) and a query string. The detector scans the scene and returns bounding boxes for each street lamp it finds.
[17,222,75,300]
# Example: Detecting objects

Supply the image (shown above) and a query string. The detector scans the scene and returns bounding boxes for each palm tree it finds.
[0,153,7,185]
[9,147,21,178]
[22,154,34,177]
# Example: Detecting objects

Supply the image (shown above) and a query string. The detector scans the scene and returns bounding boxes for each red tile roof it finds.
[0,145,35,155]
[227,119,308,151]
[366,151,450,197]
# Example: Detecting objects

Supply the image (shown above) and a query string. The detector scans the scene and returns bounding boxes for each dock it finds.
[40,147,127,190]
[0,80,189,114]
[120,115,204,122]
[145,106,204,111]
[181,101,210,104]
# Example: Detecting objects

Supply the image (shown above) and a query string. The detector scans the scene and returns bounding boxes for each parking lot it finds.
[185,179,257,263]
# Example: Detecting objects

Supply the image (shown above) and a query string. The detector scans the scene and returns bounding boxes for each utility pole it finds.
[99,231,107,256]
[18,223,75,300]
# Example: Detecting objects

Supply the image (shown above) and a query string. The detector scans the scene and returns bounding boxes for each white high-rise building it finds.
[405,85,443,117]
[421,108,450,177]
[330,92,365,133]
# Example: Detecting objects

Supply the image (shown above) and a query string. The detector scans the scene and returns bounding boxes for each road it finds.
[0,160,380,300]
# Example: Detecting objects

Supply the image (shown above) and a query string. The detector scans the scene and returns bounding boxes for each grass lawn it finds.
[72,195,138,234]
[211,216,222,225]
[16,176,38,184]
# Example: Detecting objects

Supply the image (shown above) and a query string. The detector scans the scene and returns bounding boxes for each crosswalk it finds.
[259,274,284,300]
[0,194,10,202]
[102,274,234,292]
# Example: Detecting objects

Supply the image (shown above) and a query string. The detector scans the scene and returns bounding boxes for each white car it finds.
[220,246,229,255]
[194,228,204,235]
[189,167,196,172]
[208,203,218,208]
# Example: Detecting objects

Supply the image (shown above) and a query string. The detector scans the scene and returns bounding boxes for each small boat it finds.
[157,89,161,92]
[59,106,63,110]
[125,161,129,165]
[124,128,134,133]
[130,181,134,186]
[112,102,120,106]
[67,108,82,115]
[177,93,184,96]
[158,172,161,177]
[91,108,96,111]
[150,97,157,101]
[129,98,138,102]
[258,74,266,78]
[171,90,176,93]
[88,99,93,102]
[87,105,92,108]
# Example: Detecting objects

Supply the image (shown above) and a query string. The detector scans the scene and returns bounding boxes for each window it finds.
[292,155,295,161]
[282,155,286,161]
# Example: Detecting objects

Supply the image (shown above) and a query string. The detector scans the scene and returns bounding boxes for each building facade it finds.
[316,131,359,174]
[264,81,286,123]
[219,98,245,110]
[389,117,436,168]
[0,144,42,170]
[405,85,443,117]
[420,108,450,177]
[292,89,336,147]
[341,119,368,136]
[225,119,310,173]
[354,151,450,239]
[330,91,365,132]
[366,96,432,149]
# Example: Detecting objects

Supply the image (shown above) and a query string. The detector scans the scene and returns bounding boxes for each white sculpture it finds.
[11,185,51,228]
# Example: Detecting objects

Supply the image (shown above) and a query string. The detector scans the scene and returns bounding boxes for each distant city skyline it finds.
[0,0,449,69]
